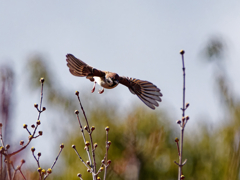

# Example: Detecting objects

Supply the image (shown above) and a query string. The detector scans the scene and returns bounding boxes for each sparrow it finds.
[66,54,162,109]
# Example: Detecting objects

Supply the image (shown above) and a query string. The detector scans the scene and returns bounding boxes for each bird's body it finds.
[93,76,118,89]
[93,77,106,87]
[66,54,162,109]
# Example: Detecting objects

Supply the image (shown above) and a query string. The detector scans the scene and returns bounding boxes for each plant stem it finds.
[178,51,186,180]
[77,94,97,180]
[103,131,109,180]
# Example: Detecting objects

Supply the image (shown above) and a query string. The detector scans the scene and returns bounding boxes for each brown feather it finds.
[119,77,162,109]
[66,54,105,77]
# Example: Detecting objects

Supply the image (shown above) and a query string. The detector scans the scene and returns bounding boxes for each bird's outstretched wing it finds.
[119,76,162,109]
[66,54,105,77]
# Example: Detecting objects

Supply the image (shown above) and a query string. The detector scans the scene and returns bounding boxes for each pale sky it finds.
[1,0,240,168]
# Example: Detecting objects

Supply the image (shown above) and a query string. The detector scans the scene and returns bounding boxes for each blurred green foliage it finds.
[2,38,240,180]
[25,46,240,180]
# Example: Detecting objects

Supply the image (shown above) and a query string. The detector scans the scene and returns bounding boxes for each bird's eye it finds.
[106,78,112,85]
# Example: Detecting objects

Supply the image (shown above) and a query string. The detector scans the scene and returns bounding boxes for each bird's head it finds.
[105,72,119,87]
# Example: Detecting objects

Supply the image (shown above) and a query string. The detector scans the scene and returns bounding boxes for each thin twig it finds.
[178,50,187,180]
[19,160,27,180]
[175,139,180,156]
[19,168,27,180]
[75,113,92,165]
[9,139,32,157]
[6,156,12,180]
[25,127,32,135]
[44,144,64,180]
[43,147,64,180]
[50,147,63,170]
[10,161,16,180]
[33,80,44,136]
[38,80,44,120]
[31,148,41,179]
[32,151,40,168]
[76,92,97,180]
[9,80,45,158]
[77,95,96,169]
[72,145,91,169]
[12,161,27,180]
[0,130,5,148]
[12,170,17,180]
[103,130,109,180]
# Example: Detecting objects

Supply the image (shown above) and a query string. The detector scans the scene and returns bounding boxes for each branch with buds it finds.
[0,78,64,180]
[72,91,112,180]
[174,50,190,180]
[32,143,64,180]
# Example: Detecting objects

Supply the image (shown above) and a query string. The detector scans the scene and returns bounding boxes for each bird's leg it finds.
[98,88,104,94]
[91,81,96,93]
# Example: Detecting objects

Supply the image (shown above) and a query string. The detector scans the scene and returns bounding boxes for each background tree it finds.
[1,37,240,179]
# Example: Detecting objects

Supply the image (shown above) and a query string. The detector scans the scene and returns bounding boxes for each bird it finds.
[66,54,162,109]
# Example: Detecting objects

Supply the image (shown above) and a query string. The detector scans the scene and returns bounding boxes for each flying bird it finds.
[66,54,162,109]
